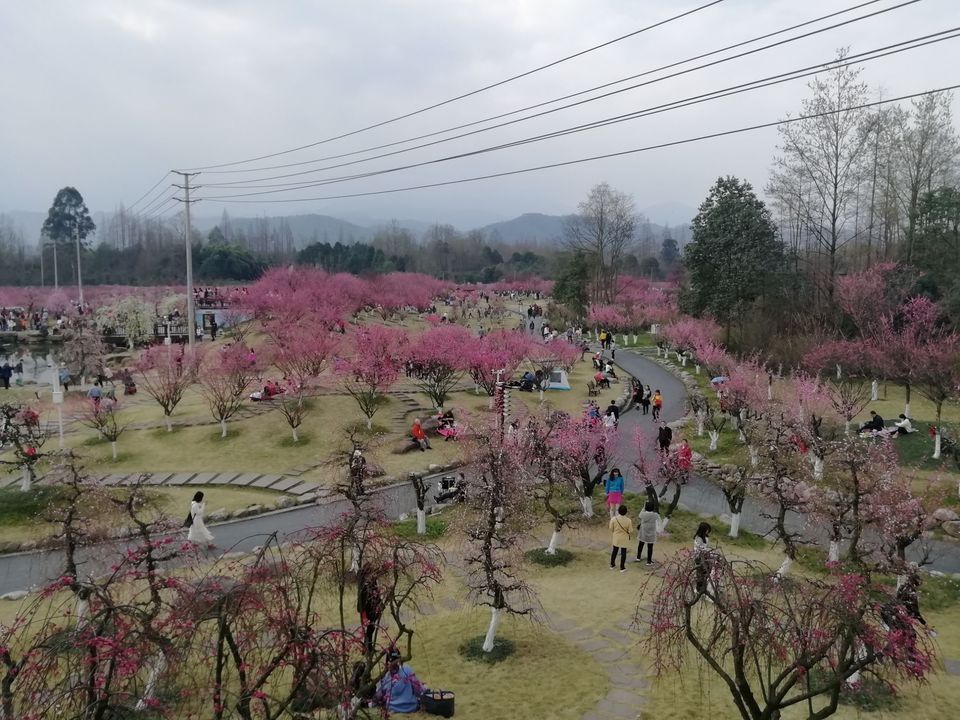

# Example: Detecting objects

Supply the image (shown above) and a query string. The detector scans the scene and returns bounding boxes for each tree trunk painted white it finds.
[482,607,502,652]
[696,412,705,437]
[350,544,360,573]
[829,541,840,563]
[708,431,720,452]
[135,651,167,711]
[836,364,842,380]
[904,401,910,417]
[538,388,544,402]
[165,416,173,432]
[475,384,481,395]
[681,355,687,367]
[658,516,670,534]
[813,455,824,480]
[366,416,373,430]
[416,508,426,535]
[546,530,560,555]
[695,364,701,375]
[19,467,30,492]
[728,513,741,538]
[632,334,637,344]
[75,596,89,627]
[111,441,118,459]
[579,495,593,517]
[748,446,758,467]
[871,380,878,401]
[844,419,851,436]
[767,384,773,401]
[220,419,228,438]
[934,430,942,460]
[775,555,792,578]
[737,428,746,443]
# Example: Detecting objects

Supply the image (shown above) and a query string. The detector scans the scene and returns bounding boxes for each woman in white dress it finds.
[187,491,215,546]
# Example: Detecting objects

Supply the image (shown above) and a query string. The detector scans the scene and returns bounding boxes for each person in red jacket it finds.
[411,418,431,451]
[676,438,693,471]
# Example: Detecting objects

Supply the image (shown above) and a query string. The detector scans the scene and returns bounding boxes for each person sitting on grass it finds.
[376,648,425,714]
[859,410,885,433]
[894,413,915,435]
[411,418,431,451]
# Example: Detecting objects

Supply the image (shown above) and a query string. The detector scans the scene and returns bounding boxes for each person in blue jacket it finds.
[376,649,424,714]
[604,467,625,518]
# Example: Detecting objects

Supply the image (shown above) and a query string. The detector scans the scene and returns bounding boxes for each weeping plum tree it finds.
[136,344,201,432]
[408,324,471,408]
[337,325,406,429]
[463,419,540,652]
[199,344,260,438]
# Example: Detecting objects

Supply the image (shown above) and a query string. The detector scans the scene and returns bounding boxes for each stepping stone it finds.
[167,472,197,486]
[269,478,303,493]
[561,628,594,641]
[146,472,174,486]
[609,675,650,690]
[211,472,240,485]
[287,482,320,496]
[599,628,632,645]
[605,689,646,707]
[549,616,578,631]
[188,472,218,485]
[593,648,628,663]
[439,597,460,612]
[595,698,641,719]
[945,659,960,676]
[102,474,131,486]
[417,602,436,616]
[232,473,263,487]
[251,474,283,489]
[574,638,609,652]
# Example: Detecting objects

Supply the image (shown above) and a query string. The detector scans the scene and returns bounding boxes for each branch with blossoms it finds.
[639,551,937,720]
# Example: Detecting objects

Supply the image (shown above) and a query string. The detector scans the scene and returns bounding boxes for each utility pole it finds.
[172,171,200,348]
[75,223,84,307]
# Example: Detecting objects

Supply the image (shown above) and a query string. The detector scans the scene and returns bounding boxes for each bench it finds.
[587,381,600,397]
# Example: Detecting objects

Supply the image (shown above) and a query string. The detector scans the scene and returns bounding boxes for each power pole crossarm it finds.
[172,171,201,348]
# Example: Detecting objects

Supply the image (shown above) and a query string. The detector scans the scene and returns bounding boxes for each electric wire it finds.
[180,0,729,171]
[199,28,959,198]
[199,0,901,178]
[125,172,172,212]
[198,85,960,205]
[137,191,178,218]
[199,0,920,188]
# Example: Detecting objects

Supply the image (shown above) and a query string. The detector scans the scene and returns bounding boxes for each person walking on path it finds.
[604,468,625,518]
[651,389,663,420]
[694,522,714,598]
[640,385,651,415]
[635,500,660,565]
[609,505,632,572]
[657,421,673,454]
[186,491,215,547]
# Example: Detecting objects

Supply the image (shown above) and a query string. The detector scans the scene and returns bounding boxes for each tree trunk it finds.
[482,607,502,652]
[416,508,426,535]
[75,596,89,627]
[579,495,593,518]
[728,512,741,538]
[111,441,118,460]
[165,416,173,432]
[708,431,720,452]
[220,419,228,438]
[19,467,30,492]
[366,416,373,430]
[904,383,911,418]
[934,429,942,460]
[658,515,670,534]
[695,364,700,375]
[546,529,560,555]
[775,555,792,578]
[829,541,840,564]
[696,414,705,437]
[813,455,824,480]
[871,380,878,401]
[134,651,167,711]
[748,446,758,467]
[291,427,299,443]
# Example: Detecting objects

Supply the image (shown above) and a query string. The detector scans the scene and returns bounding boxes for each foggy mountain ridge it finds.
[3,207,692,250]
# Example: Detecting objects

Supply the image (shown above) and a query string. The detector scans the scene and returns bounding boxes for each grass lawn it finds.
[0,485,284,545]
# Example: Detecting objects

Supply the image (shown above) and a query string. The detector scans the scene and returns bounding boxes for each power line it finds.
[199,84,960,205]
[200,0,899,178]
[138,191,178,218]
[125,172,172,212]
[180,0,729,171]
[200,29,959,198]
[199,0,919,188]
[143,196,179,221]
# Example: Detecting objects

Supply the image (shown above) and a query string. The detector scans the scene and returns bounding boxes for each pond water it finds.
[0,343,61,386]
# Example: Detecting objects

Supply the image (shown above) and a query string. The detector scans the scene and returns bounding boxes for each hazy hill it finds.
[479,213,576,246]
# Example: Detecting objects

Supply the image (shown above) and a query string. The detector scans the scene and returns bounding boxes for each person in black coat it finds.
[657,422,673,453]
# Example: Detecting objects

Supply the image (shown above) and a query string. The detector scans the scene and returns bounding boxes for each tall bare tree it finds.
[895,91,960,262]
[565,182,636,304]
[769,50,872,305]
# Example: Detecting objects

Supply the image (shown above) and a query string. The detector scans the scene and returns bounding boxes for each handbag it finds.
[183,510,194,528]
[421,689,455,717]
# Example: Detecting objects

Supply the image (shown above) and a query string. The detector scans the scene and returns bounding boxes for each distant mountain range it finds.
[4,205,694,250]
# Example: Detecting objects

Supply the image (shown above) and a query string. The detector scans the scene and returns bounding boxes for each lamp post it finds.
[51,360,64,449]
[74,223,84,307]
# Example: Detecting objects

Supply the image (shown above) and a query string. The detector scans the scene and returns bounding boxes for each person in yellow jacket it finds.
[609,505,632,572]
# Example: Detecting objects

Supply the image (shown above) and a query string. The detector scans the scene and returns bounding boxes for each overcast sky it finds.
[2,0,958,227]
